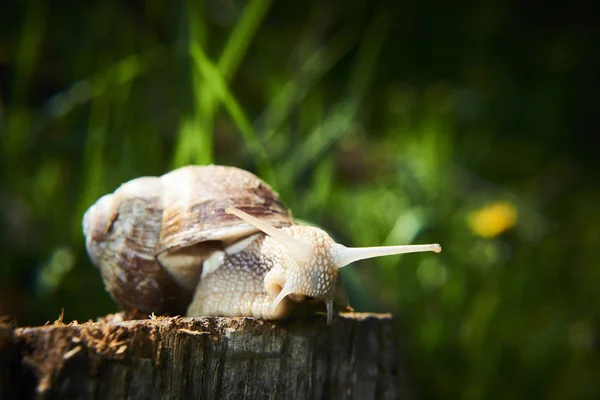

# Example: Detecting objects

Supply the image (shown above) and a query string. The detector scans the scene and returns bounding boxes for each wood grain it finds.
[0,313,411,400]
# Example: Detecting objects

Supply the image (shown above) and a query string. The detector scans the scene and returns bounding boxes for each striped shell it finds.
[82,165,294,315]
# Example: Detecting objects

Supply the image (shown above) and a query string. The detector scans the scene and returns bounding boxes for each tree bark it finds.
[1,312,411,400]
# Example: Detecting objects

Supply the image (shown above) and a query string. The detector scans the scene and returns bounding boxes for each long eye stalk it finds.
[332,243,441,269]
[226,207,311,260]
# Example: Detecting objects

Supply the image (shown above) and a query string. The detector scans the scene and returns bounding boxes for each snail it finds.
[83,165,441,324]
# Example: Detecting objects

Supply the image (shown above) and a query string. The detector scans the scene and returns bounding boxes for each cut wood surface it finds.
[0,312,411,400]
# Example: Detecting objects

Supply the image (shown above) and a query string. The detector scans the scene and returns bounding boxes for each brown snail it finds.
[83,165,441,324]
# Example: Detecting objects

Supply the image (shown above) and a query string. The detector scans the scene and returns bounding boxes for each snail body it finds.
[83,165,441,324]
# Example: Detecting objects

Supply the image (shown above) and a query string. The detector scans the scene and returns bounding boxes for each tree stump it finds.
[0,312,410,399]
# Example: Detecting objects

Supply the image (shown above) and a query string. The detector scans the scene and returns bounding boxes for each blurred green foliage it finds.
[1,1,598,398]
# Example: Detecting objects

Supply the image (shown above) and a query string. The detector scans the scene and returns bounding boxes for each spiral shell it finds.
[82,165,294,314]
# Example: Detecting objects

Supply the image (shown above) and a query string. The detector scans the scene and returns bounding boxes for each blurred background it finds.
[1,0,598,398]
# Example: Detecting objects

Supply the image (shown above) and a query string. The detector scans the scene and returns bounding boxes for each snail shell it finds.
[83,165,293,315]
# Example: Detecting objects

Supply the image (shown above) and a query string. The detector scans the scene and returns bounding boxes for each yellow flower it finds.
[468,201,518,238]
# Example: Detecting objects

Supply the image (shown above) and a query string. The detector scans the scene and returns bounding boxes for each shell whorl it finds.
[83,176,188,314]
